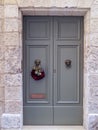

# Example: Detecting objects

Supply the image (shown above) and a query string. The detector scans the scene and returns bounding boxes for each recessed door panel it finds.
[56,45,79,104]
[26,45,49,103]
[55,17,81,41]
[23,16,83,125]
[25,17,50,40]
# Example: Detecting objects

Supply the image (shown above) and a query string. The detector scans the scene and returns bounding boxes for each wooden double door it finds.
[23,16,83,125]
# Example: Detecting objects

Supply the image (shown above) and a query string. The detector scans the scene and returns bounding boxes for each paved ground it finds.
[23,126,85,130]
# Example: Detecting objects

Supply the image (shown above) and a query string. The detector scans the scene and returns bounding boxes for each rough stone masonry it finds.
[0,0,98,130]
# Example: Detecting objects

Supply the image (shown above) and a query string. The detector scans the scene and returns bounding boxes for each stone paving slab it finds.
[23,126,85,130]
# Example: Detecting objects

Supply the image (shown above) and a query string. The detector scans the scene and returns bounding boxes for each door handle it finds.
[65,59,72,68]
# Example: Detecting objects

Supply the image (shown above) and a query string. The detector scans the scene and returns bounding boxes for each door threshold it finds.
[23,126,85,130]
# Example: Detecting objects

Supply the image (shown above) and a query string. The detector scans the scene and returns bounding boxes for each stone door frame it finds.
[21,7,87,128]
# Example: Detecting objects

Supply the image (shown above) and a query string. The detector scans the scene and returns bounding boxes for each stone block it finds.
[17,0,33,7]
[0,33,4,45]
[88,74,98,87]
[4,0,17,5]
[88,114,98,130]
[77,0,94,8]
[5,101,22,113]
[0,46,5,60]
[84,11,90,21]
[87,46,98,73]
[83,73,88,97]
[54,0,78,7]
[5,58,21,73]
[90,19,98,33]
[89,33,98,46]
[4,5,18,18]
[91,5,98,18]
[0,0,3,5]
[0,19,3,32]
[93,0,98,5]
[84,11,90,35]
[0,87,4,101]
[84,18,90,33]
[89,87,98,100]
[0,60,4,73]
[5,87,21,100]
[4,18,18,32]
[18,9,22,19]
[4,74,22,87]
[19,32,22,46]
[84,23,90,34]
[4,32,19,46]
[18,0,78,7]
[1,113,22,129]
[44,0,77,7]
[84,34,90,48]
[0,102,4,115]
[1,128,23,130]
[18,19,22,33]
[88,87,98,113]
[0,75,5,87]
[87,61,98,73]
[0,6,4,18]
[5,46,21,60]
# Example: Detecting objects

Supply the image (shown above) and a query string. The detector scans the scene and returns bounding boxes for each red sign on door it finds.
[31,93,46,99]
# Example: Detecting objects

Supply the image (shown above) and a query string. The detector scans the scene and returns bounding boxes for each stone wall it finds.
[0,0,98,130]
[0,0,4,128]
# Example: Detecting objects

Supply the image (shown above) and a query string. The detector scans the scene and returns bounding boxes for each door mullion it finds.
[53,16,57,112]
[52,16,55,125]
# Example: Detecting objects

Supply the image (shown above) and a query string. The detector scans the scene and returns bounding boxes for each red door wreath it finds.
[31,59,45,80]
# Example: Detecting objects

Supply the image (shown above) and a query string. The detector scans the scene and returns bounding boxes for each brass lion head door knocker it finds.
[31,59,45,80]
[65,59,72,68]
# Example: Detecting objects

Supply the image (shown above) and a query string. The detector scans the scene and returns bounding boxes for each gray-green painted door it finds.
[23,16,83,125]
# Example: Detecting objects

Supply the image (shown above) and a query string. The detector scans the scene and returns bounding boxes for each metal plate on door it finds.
[31,93,46,99]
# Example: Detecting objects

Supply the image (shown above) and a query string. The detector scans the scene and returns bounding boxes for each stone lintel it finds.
[20,7,88,16]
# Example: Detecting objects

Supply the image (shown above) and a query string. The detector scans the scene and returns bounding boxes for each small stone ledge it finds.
[88,114,98,130]
[0,128,21,130]
[20,7,89,16]
[1,113,22,129]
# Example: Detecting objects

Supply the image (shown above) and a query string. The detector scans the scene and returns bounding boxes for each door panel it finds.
[24,107,53,125]
[23,16,83,125]
[56,45,79,104]
[25,17,50,40]
[27,45,50,104]
[53,106,83,125]
[23,17,53,125]
[54,17,83,125]
[56,19,80,40]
